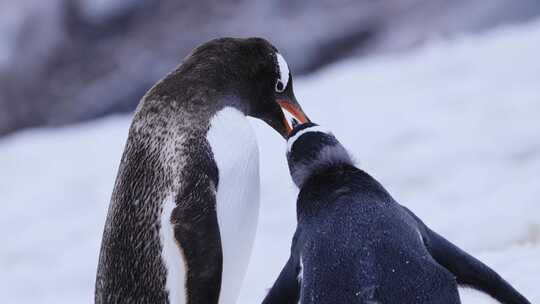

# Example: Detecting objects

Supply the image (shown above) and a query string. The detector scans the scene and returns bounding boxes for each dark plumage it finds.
[95,37,308,304]
[263,123,531,304]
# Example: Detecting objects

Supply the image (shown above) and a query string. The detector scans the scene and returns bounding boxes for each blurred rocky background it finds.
[1,0,540,136]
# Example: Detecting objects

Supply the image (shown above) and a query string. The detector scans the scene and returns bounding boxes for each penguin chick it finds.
[263,123,531,304]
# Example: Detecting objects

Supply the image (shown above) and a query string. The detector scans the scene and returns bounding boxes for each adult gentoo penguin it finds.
[94,37,309,304]
[263,123,530,304]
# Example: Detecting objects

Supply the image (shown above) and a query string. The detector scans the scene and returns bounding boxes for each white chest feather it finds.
[206,107,260,304]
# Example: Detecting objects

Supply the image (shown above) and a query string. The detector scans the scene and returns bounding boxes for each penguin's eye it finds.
[275,79,285,92]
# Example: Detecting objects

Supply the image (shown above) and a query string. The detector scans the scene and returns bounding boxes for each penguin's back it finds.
[95,100,255,304]
[296,165,460,303]
[95,123,173,303]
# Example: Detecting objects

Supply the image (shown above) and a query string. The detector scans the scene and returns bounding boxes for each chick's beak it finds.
[278,99,310,136]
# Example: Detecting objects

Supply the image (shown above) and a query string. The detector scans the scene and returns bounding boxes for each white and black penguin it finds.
[263,123,531,304]
[94,37,309,304]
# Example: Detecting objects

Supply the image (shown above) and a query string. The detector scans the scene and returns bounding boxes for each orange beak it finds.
[278,100,310,136]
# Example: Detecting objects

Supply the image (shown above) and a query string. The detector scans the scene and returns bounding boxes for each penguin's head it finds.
[185,37,310,137]
[243,39,310,138]
[286,123,353,187]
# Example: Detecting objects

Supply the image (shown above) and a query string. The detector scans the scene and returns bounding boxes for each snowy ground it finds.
[1,18,540,304]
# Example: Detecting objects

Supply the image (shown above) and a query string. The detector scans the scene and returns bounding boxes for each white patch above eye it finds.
[276,53,290,92]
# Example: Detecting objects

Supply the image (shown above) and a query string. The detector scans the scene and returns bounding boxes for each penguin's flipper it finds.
[403,206,531,304]
[173,176,223,304]
[262,255,301,304]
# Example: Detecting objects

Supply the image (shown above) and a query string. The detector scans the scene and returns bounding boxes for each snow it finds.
[1,17,540,304]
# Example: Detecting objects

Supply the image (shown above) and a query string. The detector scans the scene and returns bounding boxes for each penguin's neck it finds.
[206,107,259,172]
[287,127,353,188]
[144,64,250,117]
